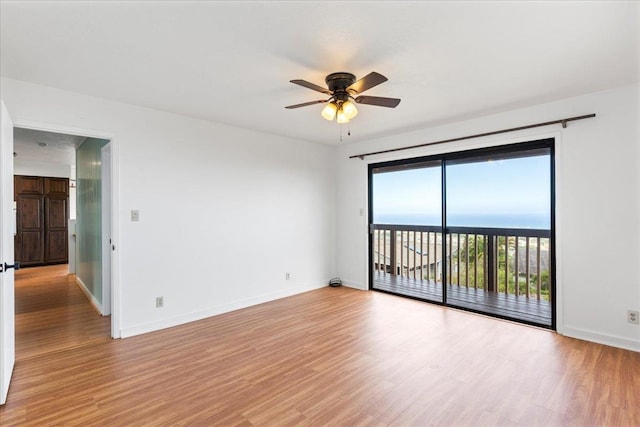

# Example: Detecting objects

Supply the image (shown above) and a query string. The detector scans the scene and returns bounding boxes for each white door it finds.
[0,100,15,405]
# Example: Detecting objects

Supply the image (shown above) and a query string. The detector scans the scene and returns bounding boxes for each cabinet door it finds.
[16,194,45,265]
[45,177,69,196]
[45,196,68,264]
[14,175,43,195]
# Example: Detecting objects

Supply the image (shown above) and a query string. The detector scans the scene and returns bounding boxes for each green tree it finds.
[451,234,486,289]
[449,234,550,300]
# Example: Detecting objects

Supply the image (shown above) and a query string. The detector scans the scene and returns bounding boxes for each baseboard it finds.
[341,278,367,291]
[75,277,104,315]
[560,325,640,353]
[120,281,327,338]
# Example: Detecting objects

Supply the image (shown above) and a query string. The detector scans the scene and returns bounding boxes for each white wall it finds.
[70,166,76,220]
[13,160,70,178]
[336,84,640,352]
[1,77,336,337]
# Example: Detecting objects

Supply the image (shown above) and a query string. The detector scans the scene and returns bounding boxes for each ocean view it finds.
[374,213,550,229]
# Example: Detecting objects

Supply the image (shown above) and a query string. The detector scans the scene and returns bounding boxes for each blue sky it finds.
[373,167,442,216]
[373,154,551,228]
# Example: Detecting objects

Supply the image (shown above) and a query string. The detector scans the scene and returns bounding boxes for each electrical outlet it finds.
[285,272,291,280]
[628,310,639,325]
[156,296,164,308]
[131,210,140,222]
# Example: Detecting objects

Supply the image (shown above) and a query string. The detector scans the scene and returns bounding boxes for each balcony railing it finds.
[372,224,551,301]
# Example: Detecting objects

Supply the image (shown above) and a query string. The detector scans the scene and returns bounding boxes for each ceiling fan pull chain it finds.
[348,125,351,137]
[340,124,343,142]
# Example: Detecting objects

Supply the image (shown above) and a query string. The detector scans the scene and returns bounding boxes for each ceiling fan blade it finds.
[355,95,401,108]
[290,79,331,95]
[347,72,388,94]
[284,99,328,109]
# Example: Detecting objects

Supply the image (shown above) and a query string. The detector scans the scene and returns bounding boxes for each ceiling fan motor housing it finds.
[285,71,400,111]
[326,72,356,100]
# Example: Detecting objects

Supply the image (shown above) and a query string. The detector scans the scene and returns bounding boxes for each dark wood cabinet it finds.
[15,176,69,267]
[15,175,44,194]
[16,194,45,265]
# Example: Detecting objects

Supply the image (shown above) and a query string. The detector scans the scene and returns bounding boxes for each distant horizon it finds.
[374,212,550,229]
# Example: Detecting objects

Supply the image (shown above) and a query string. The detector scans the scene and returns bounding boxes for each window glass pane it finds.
[445,152,550,229]
[373,164,441,225]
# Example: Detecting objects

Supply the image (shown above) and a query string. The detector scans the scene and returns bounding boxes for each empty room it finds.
[0,1,639,426]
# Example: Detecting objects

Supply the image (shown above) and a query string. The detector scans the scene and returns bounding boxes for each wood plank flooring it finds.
[1,265,639,426]
[12,265,111,361]
[373,272,553,326]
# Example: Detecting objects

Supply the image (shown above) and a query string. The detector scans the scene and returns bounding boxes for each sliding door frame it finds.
[368,157,446,305]
[368,138,556,330]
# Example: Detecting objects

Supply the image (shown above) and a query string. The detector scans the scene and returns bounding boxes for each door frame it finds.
[367,138,557,330]
[11,118,121,339]
[101,143,112,317]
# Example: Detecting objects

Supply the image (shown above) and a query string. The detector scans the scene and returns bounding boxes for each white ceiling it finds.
[1,1,638,145]
[13,128,84,166]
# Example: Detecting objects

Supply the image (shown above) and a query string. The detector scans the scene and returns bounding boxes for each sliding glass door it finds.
[444,146,552,326]
[369,139,554,328]
[370,160,443,303]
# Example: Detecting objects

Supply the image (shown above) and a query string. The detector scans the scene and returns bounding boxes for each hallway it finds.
[14,265,110,362]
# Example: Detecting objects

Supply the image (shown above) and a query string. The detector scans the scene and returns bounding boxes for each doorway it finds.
[12,127,114,328]
[369,138,555,328]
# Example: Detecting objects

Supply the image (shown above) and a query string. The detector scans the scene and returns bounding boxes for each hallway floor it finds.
[14,264,110,362]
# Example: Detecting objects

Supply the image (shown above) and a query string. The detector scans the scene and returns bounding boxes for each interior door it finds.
[0,100,16,405]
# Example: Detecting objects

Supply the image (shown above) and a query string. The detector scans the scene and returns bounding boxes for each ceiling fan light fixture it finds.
[341,100,358,119]
[336,108,350,124]
[321,102,338,121]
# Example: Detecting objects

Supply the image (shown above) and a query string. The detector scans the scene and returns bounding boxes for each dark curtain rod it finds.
[349,113,596,160]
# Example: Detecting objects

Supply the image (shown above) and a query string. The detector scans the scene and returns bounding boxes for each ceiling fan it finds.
[285,71,401,123]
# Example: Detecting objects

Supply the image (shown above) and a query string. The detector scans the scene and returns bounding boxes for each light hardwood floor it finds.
[1,265,638,426]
